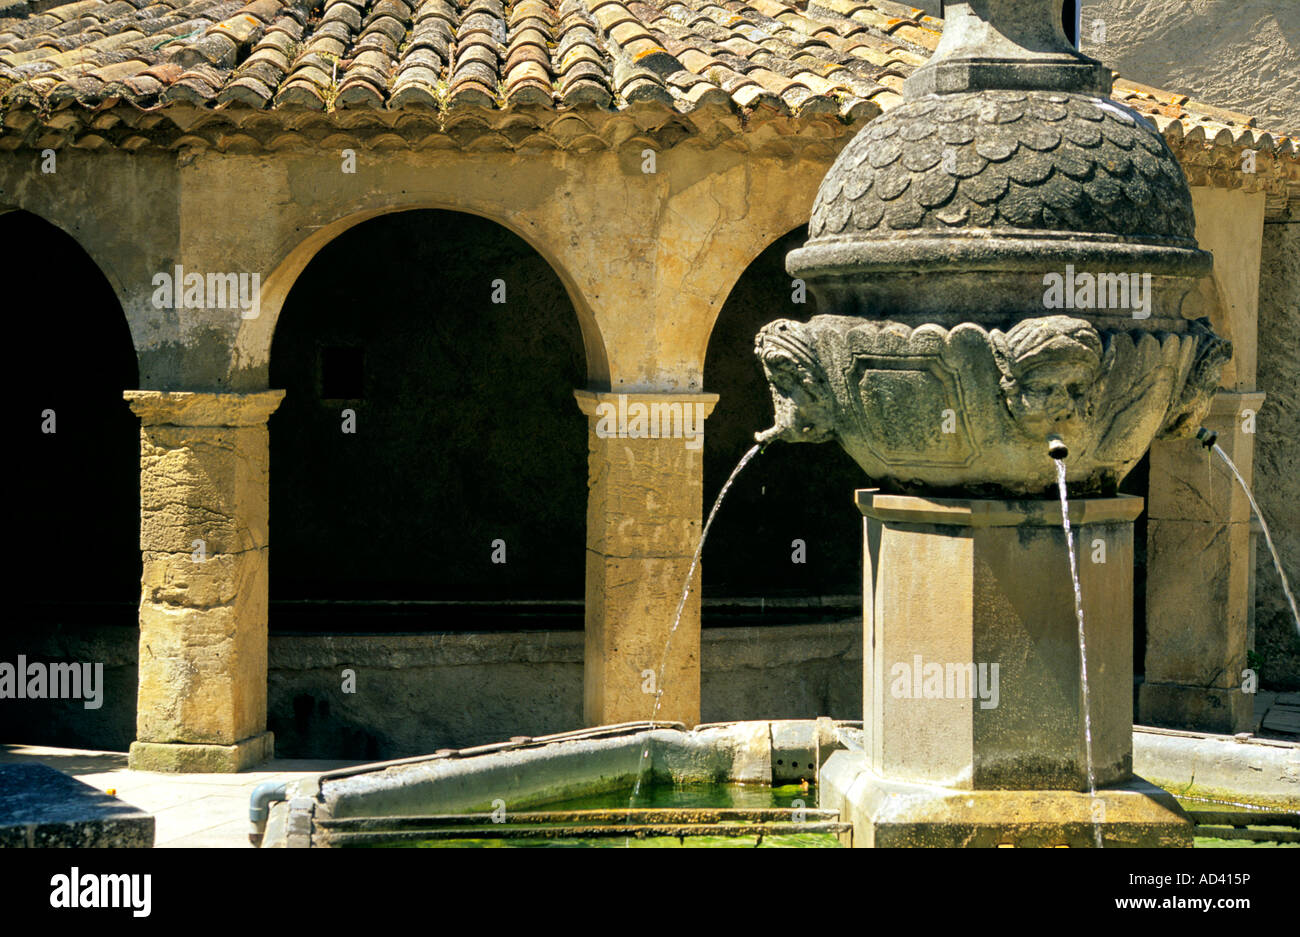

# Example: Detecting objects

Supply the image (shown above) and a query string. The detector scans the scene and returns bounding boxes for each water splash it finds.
[1210,444,1300,639]
[624,442,764,825]
[1054,458,1103,849]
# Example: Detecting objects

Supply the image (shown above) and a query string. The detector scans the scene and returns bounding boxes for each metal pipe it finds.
[249,780,289,848]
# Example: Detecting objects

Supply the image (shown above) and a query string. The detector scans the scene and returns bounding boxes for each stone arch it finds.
[0,205,141,353]
[238,201,610,390]
[264,208,590,632]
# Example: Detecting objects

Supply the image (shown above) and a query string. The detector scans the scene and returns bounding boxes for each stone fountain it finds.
[756,0,1230,847]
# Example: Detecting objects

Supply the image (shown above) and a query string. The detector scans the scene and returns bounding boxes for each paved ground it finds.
[0,744,361,847]
[1254,691,1300,739]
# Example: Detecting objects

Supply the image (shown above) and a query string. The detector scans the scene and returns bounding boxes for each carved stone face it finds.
[997,317,1102,439]
[754,320,836,445]
[1011,359,1094,431]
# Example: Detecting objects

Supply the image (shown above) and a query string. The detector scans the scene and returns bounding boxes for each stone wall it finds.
[1080,0,1299,134]
[1,622,862,759]
[1254,213,1300,689]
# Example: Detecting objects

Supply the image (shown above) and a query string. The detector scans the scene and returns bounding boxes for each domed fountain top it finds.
[758,0,1230,497]
[786,0,1211,329]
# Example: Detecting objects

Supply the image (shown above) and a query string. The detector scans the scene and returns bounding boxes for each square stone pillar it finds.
[1140,391,1265,734]
[573,390,719,729]
[819,490,1190,847]
[125,390,285,772]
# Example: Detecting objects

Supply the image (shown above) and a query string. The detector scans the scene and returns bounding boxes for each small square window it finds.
[320,346,364,399]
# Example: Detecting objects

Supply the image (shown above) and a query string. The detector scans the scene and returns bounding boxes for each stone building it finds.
[2,0,1296,769]
[1075,0,1300,698]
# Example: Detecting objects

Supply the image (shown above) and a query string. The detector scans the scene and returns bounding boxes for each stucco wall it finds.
[1080,0,1300,134]
[1254,214,1300,688]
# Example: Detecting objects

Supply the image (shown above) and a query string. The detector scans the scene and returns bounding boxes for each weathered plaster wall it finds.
[202,146,830,393]
[1255,212,1300,688]
[5,142,830,394]
[1080,0,1300,134]
[0,150,180,372]
[0,622,863,758]
[1190,186,1264,389]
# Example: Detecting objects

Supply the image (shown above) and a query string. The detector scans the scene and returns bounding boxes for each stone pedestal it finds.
[1141,391,1265,734]
[573,390,718,729]
[821,490,1191,847]
[125,390,284,773]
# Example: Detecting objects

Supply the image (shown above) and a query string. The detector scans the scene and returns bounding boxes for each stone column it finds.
[125,390,285,772]
[819,490,1189,847]
[1140,390,1266,734]
[573,390,719,729]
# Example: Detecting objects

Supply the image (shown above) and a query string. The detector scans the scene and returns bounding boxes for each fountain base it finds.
[819,750,1192,847]
[857,490,1145,790]
[843,491,1195,845]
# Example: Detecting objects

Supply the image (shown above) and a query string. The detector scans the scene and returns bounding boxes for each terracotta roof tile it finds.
[0,0,1295,198]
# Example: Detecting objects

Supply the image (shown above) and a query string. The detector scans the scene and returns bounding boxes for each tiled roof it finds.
[0,0,1297,210]
[0,0,935,119]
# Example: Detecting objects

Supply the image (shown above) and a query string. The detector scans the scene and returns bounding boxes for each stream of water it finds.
[1054,459,1103,848]
[1210,444,1300,639]
[626,442,764,818]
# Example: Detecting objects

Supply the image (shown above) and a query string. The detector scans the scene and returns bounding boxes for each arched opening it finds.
[1,209,140,750]
[267,209,589,754]
[702,226,866,624]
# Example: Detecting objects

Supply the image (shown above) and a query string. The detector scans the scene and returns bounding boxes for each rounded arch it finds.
[239,200,610,390]
[265,208,590,626]
[0,205,140,353]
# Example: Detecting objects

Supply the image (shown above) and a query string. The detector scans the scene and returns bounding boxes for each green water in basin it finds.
[383,782,842,848]
[1176,795,1300,849]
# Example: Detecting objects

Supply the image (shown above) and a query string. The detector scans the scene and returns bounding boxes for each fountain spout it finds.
[1047,435,1069,461]
[1196,427,1219,449]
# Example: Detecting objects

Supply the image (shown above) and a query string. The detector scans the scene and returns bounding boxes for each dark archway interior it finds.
[702,226,866,624]
[268,209,588,633]
[3,209,140,749]
[7,210,140,617]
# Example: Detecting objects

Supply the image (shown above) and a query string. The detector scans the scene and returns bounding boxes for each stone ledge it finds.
[1133,725,1300,808]
[820,751,1192,848]
[0,764,154,847]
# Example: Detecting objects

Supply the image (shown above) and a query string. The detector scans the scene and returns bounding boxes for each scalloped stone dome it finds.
[807,90,1197,245]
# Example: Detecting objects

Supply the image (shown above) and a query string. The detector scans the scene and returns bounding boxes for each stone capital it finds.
[124,389,286,427]
[573,389,719,420]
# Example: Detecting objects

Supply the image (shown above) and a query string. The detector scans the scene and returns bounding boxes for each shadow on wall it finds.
[1,210,140,751]
[1254,216,1300,689]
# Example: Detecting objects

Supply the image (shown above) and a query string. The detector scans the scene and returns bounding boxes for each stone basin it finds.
[756,313,1228,496]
